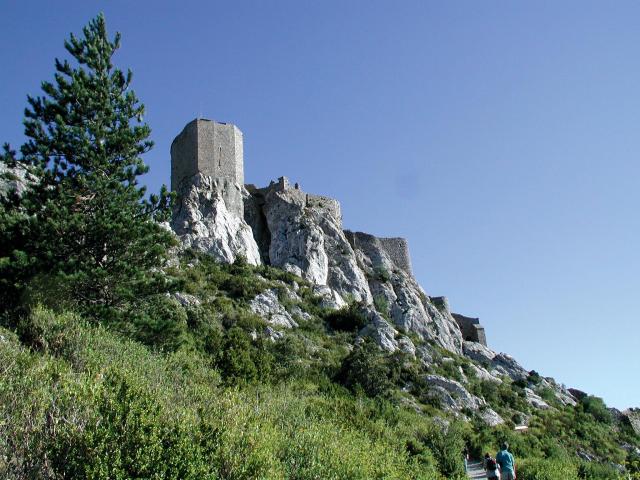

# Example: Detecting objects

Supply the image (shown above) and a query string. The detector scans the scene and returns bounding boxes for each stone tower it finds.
[170,118,244,191]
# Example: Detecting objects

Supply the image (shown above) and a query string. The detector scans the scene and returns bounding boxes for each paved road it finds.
[467,459,487,479]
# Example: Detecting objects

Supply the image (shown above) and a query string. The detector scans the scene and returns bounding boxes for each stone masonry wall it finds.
[344,231,413,276]
[452,313,487,346]
[171,118,243,191]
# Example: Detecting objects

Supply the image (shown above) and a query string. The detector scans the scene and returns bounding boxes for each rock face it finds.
[243,179,464,353]
[623,409,640,436]
[171,174,261,266]
[0,163,35,198]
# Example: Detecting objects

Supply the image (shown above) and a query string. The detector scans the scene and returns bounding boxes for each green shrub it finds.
[579,395,613,424]
[373,294,390,319]
[373,266,391,282]
[126,295,189,352]
[324,302,368,332]
[52,371,215,479]
[517,457,579,480]
[337,339,396,397]
[577,461,624,479]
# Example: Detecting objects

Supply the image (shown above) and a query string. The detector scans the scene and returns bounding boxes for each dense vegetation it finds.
[1,13,639,480]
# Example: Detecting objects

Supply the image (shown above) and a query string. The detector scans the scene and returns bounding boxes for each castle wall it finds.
[452,313,487,346]
[170,120,199,191]
[171,119,243,191]
[344,231,413,276]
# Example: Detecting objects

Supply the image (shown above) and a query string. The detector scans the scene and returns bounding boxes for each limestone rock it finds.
[357,309,400,352]
[492,353,529,382]
[0,162,35,198]
[462,341,497,366]
[312,285,346,310]
[249,289,298,328]
[171,292,201,307]
[469,364,502,384]
[477,408,505,427]
[539,378,577,407]
[416,344,435,367]
[171,174,261,265]
[349,236,463,354]
[622,409,640,436]
[260,188,372,303]
[425,374,485,411]
[398,336,416,357]
[524,387,551,410]
[264,326,285,342]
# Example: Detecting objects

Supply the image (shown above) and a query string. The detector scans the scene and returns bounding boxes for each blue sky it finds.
[1,1,638,409]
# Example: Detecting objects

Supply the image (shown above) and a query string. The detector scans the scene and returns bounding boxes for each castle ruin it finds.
[170,117,488,346]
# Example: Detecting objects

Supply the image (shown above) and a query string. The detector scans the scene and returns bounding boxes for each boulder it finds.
[171,292,201,307]
[491,353,529,382]
[462,341,497,365]
[312,285,346,310]
[469,364,502,384]
[477,408,505,427]
[264,326,285,342]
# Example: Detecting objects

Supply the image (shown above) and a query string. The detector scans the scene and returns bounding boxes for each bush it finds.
[579,395,613,424]
[52,371,215,479]
[337,339,396,397]
[577,461,624,479]
[324,303,368,332]
[126,295,189,352]
[517,458,579,480]
[373,266,391,282]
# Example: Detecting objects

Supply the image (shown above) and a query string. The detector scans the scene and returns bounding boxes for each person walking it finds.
[483,452,501,479]
[463,445,470,473]
[495,443,516,480]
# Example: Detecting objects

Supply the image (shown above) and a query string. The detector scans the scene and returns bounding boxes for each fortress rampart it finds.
[344,230,413,276]
[452,313,487,346]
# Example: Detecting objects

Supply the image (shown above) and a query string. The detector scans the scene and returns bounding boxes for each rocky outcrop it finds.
[256,186,372,304]
[425,374,485,411]
[171,174,261,265]
[350,239,463,354]
[249,289,298,329]
[0,163,34,198]
[622,409,640,436]
[478,408,505,427]
[492,353,529,382]
[357,309,400,352]
[524,388,551,410]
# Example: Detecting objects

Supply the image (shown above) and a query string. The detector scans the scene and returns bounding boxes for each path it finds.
[467,459,486,479]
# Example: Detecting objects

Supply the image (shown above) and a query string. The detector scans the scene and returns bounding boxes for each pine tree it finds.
[0,14,175,319]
